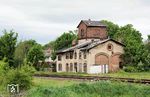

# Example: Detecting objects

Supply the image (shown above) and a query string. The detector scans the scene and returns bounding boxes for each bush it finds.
[1,65,35,91]
[5,69,32,91]
[21,64,36,76]
[123,66,137,72]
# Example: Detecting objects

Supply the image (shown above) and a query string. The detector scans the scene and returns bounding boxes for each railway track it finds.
[34,74,150,84]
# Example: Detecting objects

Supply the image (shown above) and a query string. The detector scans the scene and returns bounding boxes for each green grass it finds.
[33,77,81,88]
[35,70,150,79]
[26,79,150,97]
[102,71,150,79]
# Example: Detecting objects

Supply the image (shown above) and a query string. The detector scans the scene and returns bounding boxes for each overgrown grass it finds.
[33,77,81,88]
[35,70,150,79]
[26,80,150,97]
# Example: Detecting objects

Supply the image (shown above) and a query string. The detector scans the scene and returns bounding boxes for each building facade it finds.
[56,20,124,74]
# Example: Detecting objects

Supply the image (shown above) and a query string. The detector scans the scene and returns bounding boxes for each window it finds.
[74,63,77,72]
[66,53,69,59]
[74,52,77,59]
[66,63,69,72]
[70,63,73,72]
[70,52,73,59]
[58,64,62,71]
[83,63,87,73]
[79,52,82,59]
[84,52,86,59]
[107,44,113,51]
[79,63,82,72]
[58,55,62,61]
[81,29,84,38]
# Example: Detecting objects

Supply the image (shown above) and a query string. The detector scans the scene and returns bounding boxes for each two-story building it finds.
[56,20,124,74]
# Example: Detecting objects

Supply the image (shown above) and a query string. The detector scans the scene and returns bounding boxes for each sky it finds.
[0,0,150,45]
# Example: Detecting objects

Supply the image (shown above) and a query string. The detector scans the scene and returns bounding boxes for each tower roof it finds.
[77,20,106,28]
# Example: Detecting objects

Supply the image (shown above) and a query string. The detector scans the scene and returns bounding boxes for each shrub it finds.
[137,61,145,72]
[20,64,36,76]
[123,66,137,72]
[5,69,32,90]
[2,65,35,91]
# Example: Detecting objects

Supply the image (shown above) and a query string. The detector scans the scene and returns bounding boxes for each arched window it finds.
[70,63,73,72]
[81,29,84,38]
[66,63,69,72]
[74,52,77,59]
[83,63,87,73]
[66,53,69,59]
[58,64,62,71]
[79,63,82,72]
[84,52,86,59]
[79,52,82,59]
[70,52,73,59]
[58,55,62,61]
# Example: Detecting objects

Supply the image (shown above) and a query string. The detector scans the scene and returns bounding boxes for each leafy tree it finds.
[101,20,120,39]
[43,41,55,50]
[14,40,37,66]
[54,31,77,50]
[145,35,150,52]
[27,44,44,70]
[101,21,148,71]
[144,35,150,71]
[118,24,143,66]
[50,31,77,60]
[0,30,18,67]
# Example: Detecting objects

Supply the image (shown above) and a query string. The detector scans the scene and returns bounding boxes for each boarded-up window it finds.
[66,63,69,72]
[70,63,73,72]
[79,63,82,72]
[58,64,62,71]
[83,63,87,73]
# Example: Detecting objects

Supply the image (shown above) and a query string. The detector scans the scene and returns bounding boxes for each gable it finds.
[89,40,124,54]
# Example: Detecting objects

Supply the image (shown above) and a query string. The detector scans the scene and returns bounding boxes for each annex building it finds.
[56,20,124,74]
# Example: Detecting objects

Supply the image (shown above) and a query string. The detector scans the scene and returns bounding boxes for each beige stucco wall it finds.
[88,40,124,72]
[56,40,124,73]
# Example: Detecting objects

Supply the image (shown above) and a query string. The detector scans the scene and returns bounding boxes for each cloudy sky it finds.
[0,0,149,44]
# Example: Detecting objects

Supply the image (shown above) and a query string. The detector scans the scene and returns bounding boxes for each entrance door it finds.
[95,54,109,73]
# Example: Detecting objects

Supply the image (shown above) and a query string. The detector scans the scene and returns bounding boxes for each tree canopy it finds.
[14,40,38,66]
[27,44,44,70]
[0,30,18,67]
[102,20,149,71]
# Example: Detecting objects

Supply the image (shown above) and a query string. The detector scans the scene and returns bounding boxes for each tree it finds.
[27,44,44,70]
[101,20,120,39]
[0,30,18,67]
[50,31,77,60]
[144,35,150,71]
[145,35,150,52]
[43,41,55,50]
[54,31,77,50]
[118,24,144,67]
[101,21,147,70]
[14,40,37,67]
